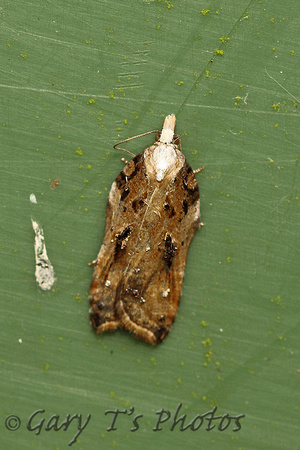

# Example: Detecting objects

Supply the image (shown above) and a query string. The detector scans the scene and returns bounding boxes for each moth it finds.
[89,114,201,345]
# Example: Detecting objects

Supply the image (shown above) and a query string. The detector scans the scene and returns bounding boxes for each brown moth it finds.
[89,114,201,345]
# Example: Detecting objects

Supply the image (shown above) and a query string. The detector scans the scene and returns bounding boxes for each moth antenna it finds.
[113,130,160,156]
[155,131,161,142]
[113,146,135,157]
[173,133,182,152]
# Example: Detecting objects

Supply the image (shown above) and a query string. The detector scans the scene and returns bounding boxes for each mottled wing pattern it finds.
[89,152,146,332]
[89,149,200,344]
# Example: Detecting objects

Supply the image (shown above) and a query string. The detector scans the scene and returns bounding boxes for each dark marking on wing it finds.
[114,225,133,259]
[164,234,177,269]
[121,187,130,201]
[132,199,146,212]
[182,199,188,215]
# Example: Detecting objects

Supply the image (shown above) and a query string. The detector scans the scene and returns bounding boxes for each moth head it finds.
[159,114,176,145]
[156,131,181,148]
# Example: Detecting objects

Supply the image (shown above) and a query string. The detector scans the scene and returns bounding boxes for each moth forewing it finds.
[89,114,201,344]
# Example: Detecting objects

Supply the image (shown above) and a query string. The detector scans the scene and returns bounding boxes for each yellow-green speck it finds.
[165,0,173,9]
[272,104,280,111]
[270,296,282,306]
[202,338,211,347]
[219,36,230,43]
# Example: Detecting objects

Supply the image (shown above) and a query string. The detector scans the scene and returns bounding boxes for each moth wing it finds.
[89,152,148,333]
[115,160,200,344]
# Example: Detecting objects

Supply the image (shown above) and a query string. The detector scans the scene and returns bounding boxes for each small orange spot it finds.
[50,179,60,189]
